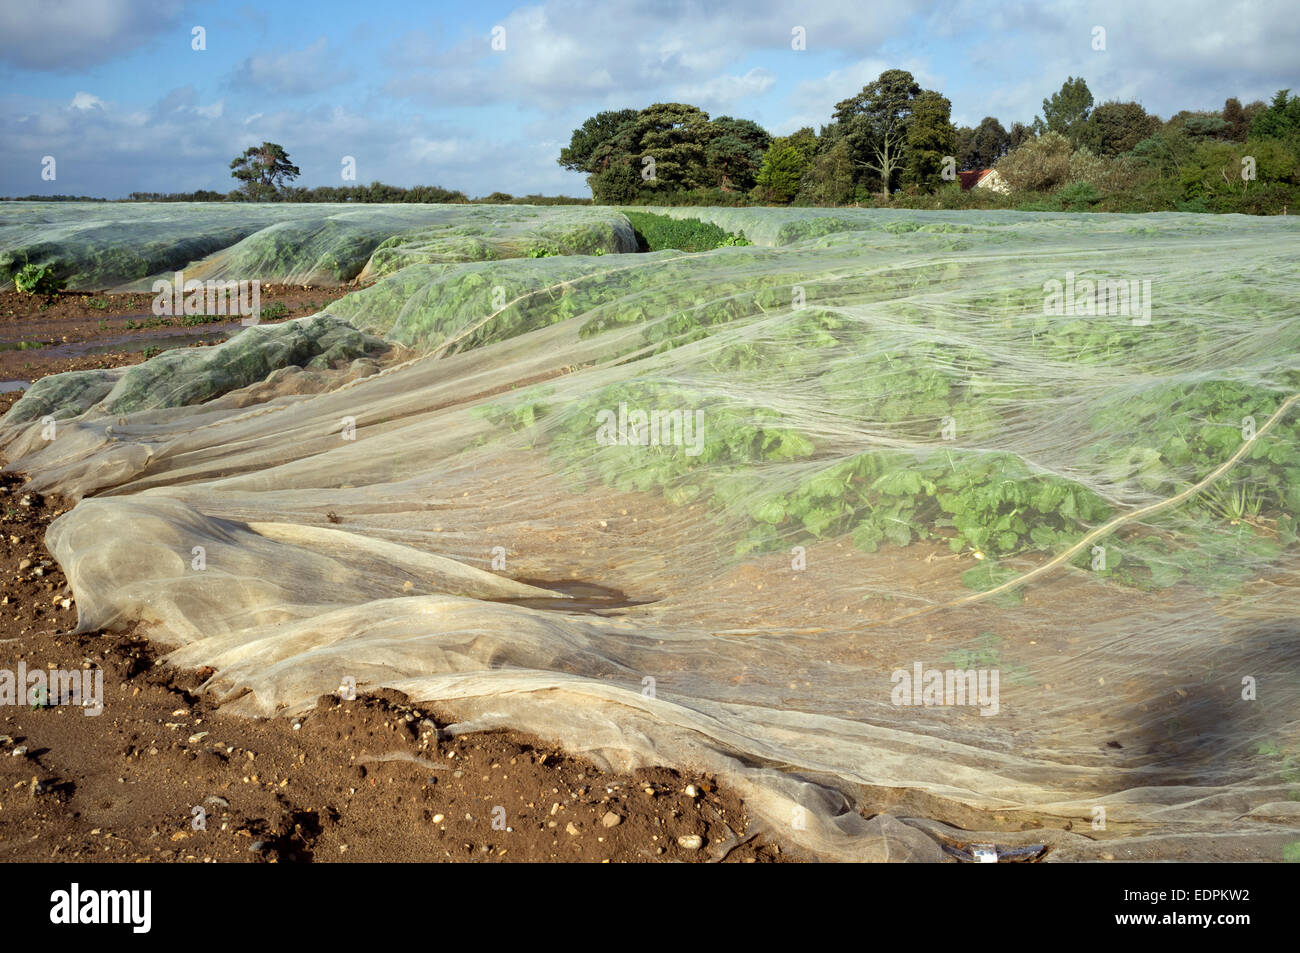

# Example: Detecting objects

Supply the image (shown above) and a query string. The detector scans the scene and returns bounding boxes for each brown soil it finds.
[0,475,786,862]
[0,287,351,384]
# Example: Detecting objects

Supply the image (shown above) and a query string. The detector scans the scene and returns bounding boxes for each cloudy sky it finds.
[1,0,1295,198]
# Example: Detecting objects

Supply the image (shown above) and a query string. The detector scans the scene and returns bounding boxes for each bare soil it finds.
[0,287,351,384]
[0,473,787,863]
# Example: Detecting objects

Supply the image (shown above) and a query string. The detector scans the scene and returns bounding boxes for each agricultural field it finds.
[2,201,1298,863]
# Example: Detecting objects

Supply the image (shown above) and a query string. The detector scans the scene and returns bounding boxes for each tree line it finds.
[557,72,1300,214]
[7,76,1297,214]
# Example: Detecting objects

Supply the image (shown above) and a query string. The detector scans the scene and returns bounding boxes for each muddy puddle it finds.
[492,579,653,614]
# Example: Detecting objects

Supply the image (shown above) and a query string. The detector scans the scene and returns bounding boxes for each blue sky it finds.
[1,0,1296,198]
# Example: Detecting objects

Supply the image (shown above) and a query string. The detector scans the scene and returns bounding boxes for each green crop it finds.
[14,261,65,298]
[622,211,750,252]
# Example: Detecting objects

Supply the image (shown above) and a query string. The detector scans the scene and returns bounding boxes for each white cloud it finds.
[384,0,932,113]
[232,37,353,96]
[672,69,778,113]
[0,0,183,71]
[2,0,1297,198]
[70,92,105,112]
[771,58,946,135]
[944,0,1300,123]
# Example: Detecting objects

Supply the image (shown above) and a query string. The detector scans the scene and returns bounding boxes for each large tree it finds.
[964,116,1011,168]
[230,142,301,199]
[1008,121,1034,150]
[563,104,776,202]
[752,127,817,203]
[796,135,857,205]
[704,116,772,191]
[903,90,958,188]
[557,109,639,173]
[627,102,714,191]
[575,103,716,201]
[1078,101,1161,156]
[1041,76,1094,146]
[834,69,922,197]
[1251,89,1300,140]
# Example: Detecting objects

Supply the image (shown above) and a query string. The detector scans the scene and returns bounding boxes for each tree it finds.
[753,128,817,203]
[1250,89,1300,141]
[903,90,957,189]
[704,116,771,191]
[965,116,1010,168]
[1008,121,1034,150]
[1222,98,1247,142]
[1041,77,1094,145]
[1130,126,1198,178]
[834,69,922,197]
[1182,115,1230,140]
[1221,97,1264,142]
[558,109,639,173]
[632,102,714,191]
[589,161,643,204]
[954,125,976,169]
[795,136,857,205]
[580,103,716,201]
[230,142,301,199]
[1078,101,1161,156]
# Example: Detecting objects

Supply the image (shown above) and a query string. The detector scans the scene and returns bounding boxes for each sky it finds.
[1,0,1296,198]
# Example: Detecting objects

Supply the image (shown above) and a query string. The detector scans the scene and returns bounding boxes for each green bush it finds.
[621,211,751,252]
[1058,181,1104,209]
[13,261,65,298]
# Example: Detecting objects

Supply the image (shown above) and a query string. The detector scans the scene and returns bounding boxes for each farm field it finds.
[2,201,1298,862]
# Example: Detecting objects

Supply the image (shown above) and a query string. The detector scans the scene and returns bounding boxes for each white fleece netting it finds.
[0,201,636,290]
[3,203,1299,861]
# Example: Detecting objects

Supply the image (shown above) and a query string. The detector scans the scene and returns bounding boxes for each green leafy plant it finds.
[622,211,751,252]
[14,260,65,299]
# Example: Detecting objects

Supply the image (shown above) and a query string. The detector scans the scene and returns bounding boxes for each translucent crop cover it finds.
[3,200,1299,862]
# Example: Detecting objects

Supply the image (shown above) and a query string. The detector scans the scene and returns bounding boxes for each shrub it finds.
[13,261,65,298]
[1058,181,1104,210]
[995,132,1074,191]
[621,211,750,252]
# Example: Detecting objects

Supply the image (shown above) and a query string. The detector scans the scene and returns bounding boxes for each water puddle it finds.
[491,579,652,614]
[0,380,29,393]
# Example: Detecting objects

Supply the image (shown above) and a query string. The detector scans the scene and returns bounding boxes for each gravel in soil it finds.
[0,480,788,863]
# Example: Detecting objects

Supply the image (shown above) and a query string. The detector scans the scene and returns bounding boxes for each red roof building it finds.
[959,169,995,190]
